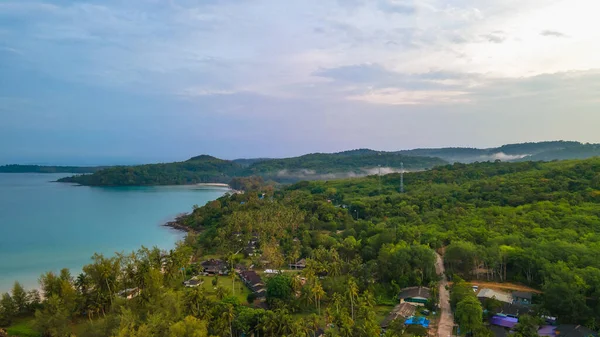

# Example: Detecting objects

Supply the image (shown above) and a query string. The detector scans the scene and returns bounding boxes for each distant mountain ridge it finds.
[395,141,598,163]
[0,164,105,174]
[6,140,598,186]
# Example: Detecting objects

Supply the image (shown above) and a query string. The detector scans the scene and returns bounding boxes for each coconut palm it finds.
[347,279,359,320]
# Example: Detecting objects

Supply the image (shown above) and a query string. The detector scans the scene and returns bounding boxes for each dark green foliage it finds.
[510,315,544,337]
[58,155,241,186]
[0,294,15,326]
[57,151,446,186]
[265,274,293,305]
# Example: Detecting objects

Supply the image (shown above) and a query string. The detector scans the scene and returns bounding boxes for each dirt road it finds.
[436,252,454,337]
[467,281,542,294]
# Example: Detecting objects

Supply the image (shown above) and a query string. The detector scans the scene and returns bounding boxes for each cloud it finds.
[348,88,471,105]
[540,30,567,38]
[178,88,237,98]
[481,32,506,43]
[378,0,416,14]
[1,0,600,161]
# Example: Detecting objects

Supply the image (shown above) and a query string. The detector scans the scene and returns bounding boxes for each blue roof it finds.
[405,316,430,328]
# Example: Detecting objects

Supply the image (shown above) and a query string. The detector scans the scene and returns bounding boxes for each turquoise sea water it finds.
[0,173,226,292]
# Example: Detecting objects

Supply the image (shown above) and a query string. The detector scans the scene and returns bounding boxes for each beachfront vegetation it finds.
[1,157,600,336]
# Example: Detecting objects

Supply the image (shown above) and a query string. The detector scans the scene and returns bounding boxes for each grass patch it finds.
[6,317,39,337]
[374,305,395,323]
[196,275,251,304]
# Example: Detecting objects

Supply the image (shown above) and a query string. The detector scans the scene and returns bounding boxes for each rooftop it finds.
[555,325,599,337]
[399,287,431,300]
[477,288,513,304]
[512,291,533,300]
[490,315,518,328]
[381,303,417,328]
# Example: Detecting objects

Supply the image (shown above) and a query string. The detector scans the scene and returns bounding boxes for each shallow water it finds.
[0,173,225,292]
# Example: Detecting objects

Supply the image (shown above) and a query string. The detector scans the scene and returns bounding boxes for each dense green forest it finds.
[55,141,600,187]
[0,165,103,174]
[4,158,598,336]
[57,153,445,186]
[57,156,242,186]
[398,140,599,163]
[181,158,600,325]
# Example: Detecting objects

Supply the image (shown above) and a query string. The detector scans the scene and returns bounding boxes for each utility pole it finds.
[378,165,382,194]
[400,162,404,193]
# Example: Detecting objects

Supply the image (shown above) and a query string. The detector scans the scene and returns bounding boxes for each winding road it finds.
[436,252,454,337]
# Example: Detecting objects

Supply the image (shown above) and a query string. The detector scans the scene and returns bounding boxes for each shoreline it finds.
[163,213,195,233]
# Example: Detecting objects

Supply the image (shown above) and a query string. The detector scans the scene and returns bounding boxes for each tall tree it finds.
[455,295,483,334]
[169,316,208,337]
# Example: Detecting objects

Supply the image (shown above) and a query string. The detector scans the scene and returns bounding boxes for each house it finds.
[490,315,518,329]
[398,287,431,305]
[498,302,532,317]
[512,291,533,305]
[479,299,532,318]
[477,288,513,304]
[183,279,203,288]
[201,259,228,275]
[554,325,599,337]
[289,258,307,269]
[245,243,257,257]
[381,303,417,329]
[239,270,266,297]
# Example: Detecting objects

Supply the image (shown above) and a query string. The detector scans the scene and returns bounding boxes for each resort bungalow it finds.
[477,288,513,304]
[201,259,228,275]
[239,270,266,298]
[512,291,533,305]
[398,287,431,305]
[289,258,307,269]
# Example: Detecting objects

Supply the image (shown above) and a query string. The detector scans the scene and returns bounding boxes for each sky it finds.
[1,0,600,165]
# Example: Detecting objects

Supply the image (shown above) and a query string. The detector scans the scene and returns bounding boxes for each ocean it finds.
[0,173,227,293]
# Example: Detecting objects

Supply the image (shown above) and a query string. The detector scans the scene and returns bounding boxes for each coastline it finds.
[163,213,195,233]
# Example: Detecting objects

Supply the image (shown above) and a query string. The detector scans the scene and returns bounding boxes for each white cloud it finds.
[348,88,471,105]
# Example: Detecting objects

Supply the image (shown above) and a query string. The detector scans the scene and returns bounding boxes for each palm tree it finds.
[291,275,303,294]
[308,314,320,337]
[216,286,226,300]
[331,292,343,314]
[347,279,359,320]
[313,282,325,315]
[223,303,235,337]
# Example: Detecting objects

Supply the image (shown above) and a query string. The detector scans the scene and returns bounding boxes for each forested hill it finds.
[57,155,241,186]
[57,153,445,186]
[49,140,600,186]
[242,152,446,180]
[0,164,103,174]
[182,158,600,325]
[397,140,600,163]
